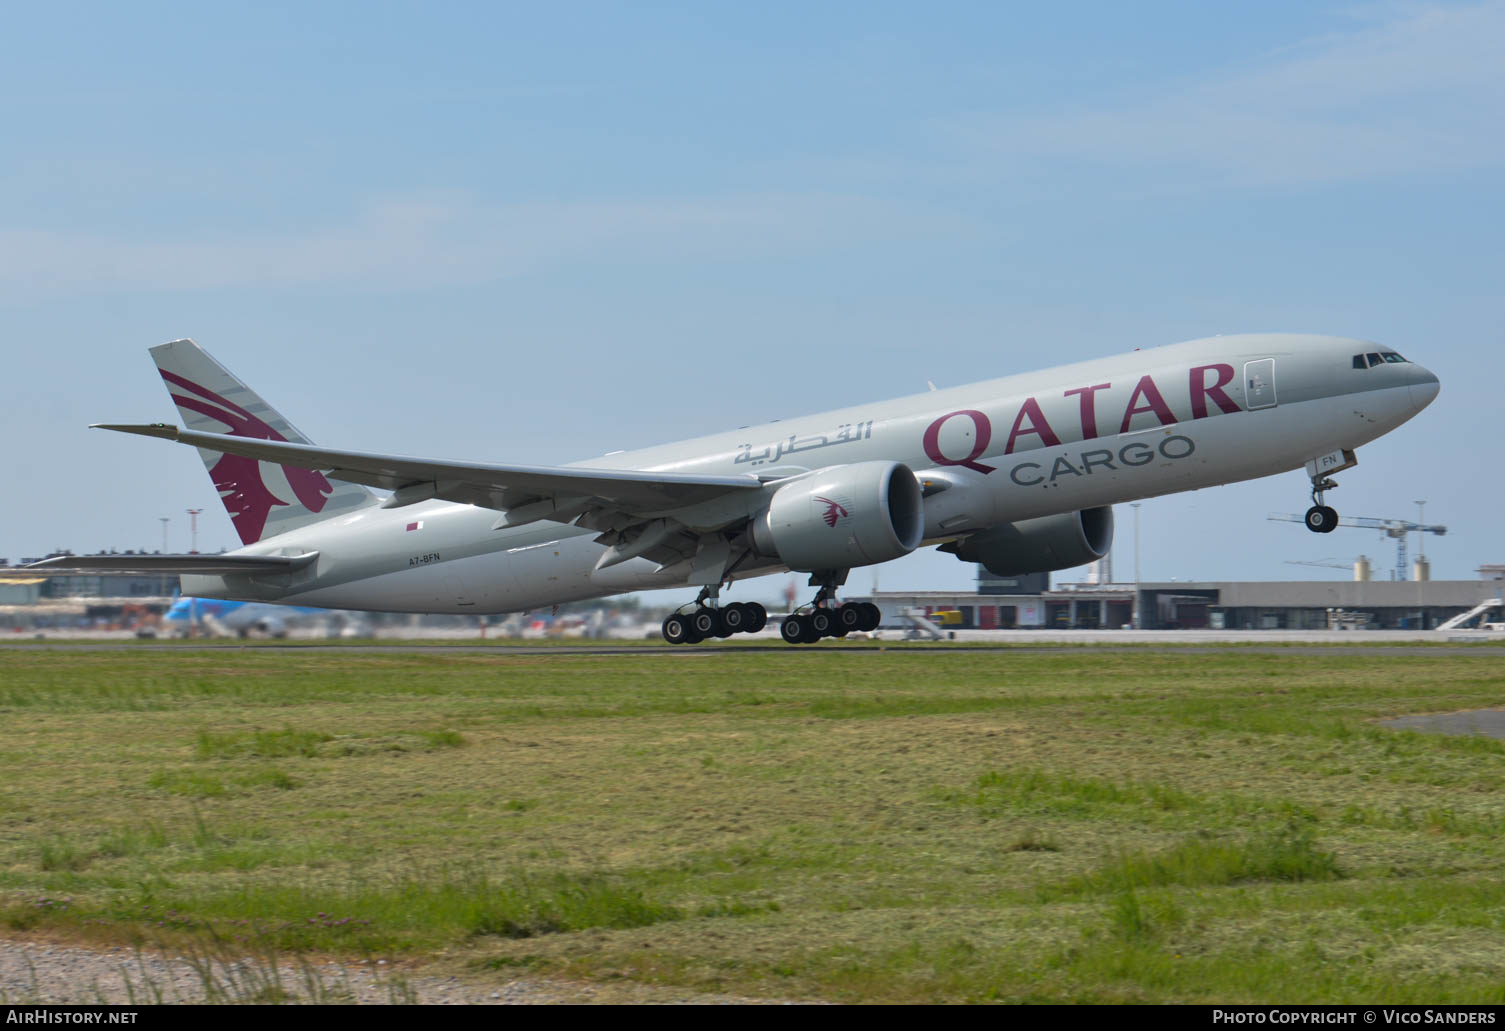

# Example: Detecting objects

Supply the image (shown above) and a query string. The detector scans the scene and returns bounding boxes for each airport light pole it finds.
[159,517,169,554]
[1416,500,1426,627]
[186,508,203,554]
[1132,503,1141,630]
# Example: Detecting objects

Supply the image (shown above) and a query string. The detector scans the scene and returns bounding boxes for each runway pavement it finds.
[1379,709,1505,739]
[4,626,1504,655]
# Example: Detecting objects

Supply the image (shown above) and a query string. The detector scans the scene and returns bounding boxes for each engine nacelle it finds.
[254,617,288,639]
[944,506,1114,576]
[751,461,924,572]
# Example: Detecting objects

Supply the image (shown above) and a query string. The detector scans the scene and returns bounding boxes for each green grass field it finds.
[2,643,1504,1003]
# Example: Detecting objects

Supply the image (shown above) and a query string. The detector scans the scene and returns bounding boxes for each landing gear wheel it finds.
[690,607,723,638]
[1304,505,1338,534]
[807,609,833,641]
[662,614,691,645]
[745,603,768,634]
[858,602,881,632]
[720,603,748,635]
[781,614,808,644]
[835,604,862,633]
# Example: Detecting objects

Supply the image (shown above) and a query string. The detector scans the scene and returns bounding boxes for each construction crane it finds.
[1283,558,1356,572]
[1269,513,1446,581]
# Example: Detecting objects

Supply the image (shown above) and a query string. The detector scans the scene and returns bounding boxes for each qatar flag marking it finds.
[406,520,424,532]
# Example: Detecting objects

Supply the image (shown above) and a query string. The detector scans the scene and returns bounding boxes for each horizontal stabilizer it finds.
[25,553,318,576]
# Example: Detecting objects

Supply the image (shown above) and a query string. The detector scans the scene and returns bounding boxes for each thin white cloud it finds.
[961,2,1505,185]
[0,193,949,296]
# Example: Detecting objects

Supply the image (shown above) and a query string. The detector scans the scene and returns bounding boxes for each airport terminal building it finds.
[0,554,177,630]
[853,567,1505,632]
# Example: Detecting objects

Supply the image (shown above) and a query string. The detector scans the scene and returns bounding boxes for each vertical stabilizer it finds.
[150,339,380,545]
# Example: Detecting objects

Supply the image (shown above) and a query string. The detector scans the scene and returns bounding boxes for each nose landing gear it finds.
[1302,449,1358,534]
[1305,475,1340,534]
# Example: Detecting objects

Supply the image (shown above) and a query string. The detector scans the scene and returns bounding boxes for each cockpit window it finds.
[1353,352,1410,369]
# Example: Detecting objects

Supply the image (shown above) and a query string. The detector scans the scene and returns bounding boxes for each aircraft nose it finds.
[1409,367,1440,413]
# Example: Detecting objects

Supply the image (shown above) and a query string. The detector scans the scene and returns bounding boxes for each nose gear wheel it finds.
[1304,505,1339,533]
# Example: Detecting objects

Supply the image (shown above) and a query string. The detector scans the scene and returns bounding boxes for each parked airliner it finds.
[31,336,1438,644]
[159,596,336,638]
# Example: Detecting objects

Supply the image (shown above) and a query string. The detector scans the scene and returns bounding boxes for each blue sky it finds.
[2,2,1500,601]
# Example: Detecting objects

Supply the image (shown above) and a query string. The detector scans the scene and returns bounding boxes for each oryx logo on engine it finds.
[815,496,851,527]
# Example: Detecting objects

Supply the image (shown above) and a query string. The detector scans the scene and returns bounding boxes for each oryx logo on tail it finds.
[159,370,335,545]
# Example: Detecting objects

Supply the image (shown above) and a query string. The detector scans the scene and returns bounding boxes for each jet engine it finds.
[941,506,1114,576]
[253,617,288,639]
[751,461,924,572]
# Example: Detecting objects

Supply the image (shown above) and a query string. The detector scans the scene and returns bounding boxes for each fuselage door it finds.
[1243,358,1277,410]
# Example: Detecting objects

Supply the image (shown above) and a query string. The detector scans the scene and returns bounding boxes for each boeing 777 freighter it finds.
[31,335,1439,644]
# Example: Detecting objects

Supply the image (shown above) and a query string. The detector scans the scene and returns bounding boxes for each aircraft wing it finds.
[93,423,764,521]
[25,553,318,575]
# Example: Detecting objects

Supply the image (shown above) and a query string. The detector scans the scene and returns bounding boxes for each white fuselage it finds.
[183,334,1438,613]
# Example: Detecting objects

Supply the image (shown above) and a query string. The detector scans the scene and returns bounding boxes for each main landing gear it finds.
[778,578,881,645]
[1304,475,1340,534]
[660,586,768,645]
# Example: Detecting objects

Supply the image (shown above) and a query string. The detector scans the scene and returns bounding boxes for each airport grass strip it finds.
[1,645,1504,1002]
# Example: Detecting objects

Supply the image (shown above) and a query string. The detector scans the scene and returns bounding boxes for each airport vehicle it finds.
[31,335,1438,644]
